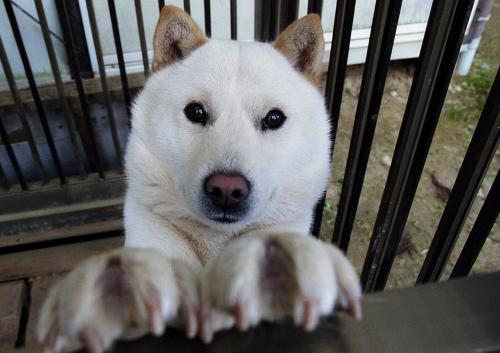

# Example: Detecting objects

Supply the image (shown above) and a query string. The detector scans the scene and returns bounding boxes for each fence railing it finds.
[0,0,498,292]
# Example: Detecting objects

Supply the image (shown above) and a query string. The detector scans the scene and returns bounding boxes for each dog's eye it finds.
[184,103,208,125]
[262,110,287,130]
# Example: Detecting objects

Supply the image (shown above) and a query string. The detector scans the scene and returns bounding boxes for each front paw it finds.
[37,249,199,353]
[199,232,361,342]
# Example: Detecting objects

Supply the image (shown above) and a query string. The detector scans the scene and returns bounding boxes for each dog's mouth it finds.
[200,199,251,225]
[204,206,249,224]
[210,215,240,223]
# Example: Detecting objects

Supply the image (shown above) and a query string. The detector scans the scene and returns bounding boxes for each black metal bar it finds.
[0,34,46,183]
[311,0,357,236]
[418,68,500,283]
[0,115,27,190]
[60,0,105,179]
[108,0,132,122]
[35,0,87,179]
[134,0,150,77]
[3,0,66,185]
[361,0,476,292]
[450,169,500,279]
[331,0,403,251]
[158,0,165,12]
[307,0,323,16]
[183,0,191,15]
[54,0,93,79]
[254,0,270,42]
[204,0,211,37]
[0,161,9,190]
[86,0,122,167]
[254,0,299,42]
[230,0,237,40]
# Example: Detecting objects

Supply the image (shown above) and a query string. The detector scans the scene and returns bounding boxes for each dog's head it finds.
[128,6,331,233]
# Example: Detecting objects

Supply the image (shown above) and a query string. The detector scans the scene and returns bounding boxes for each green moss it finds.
[443,56,496,124]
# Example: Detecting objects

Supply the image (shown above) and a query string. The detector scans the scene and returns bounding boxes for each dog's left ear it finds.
[152,6,207,72]
[273,14,324,84]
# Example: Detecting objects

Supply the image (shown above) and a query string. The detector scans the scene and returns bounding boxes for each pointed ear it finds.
[152,6,207,72]
[273,14,324,84]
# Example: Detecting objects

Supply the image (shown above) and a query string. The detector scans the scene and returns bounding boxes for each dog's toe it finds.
[200,231,361,339]
[38,249,199,352]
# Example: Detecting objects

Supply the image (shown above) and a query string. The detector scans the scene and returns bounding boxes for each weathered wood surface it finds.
[3,242,499,353]
[105,271,500,353]
[24,274,66,349]
[0,281,26,351]
[0,236,123,282]
[0,174,125,248]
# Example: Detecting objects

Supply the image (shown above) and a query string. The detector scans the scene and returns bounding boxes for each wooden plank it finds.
[25,274,66,349]
[0,281,26,351]
[0,72,146,108]
[13,272,500,353]
[111,272,500,353]
[0,237,123,282]
[0,204,123,248]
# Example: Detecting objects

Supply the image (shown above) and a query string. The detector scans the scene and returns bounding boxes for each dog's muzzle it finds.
[200,171,251,223]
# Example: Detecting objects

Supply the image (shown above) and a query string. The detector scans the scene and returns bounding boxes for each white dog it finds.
[37,7,361,353]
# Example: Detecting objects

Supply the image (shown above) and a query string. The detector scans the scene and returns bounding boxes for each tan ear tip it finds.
[300,13,322,27]
[159,5,186,18]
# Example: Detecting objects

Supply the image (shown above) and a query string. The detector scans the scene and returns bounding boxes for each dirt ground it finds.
[319,2,500,289]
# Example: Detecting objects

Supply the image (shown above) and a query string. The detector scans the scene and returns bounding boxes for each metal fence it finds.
[0,0,498,292]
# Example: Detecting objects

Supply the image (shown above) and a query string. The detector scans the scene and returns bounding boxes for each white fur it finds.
[125,40,330,261]
[37,36,360,353]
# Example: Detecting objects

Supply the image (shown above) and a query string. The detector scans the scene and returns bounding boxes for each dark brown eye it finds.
[262,109,286,130]
[184,103,208,125]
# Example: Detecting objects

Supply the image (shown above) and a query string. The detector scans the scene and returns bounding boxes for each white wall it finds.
[0,0,70,88]
[1,0,435,87]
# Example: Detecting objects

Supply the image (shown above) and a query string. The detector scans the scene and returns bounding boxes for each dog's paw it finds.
[199,232,361,342]
[37,249,199,353]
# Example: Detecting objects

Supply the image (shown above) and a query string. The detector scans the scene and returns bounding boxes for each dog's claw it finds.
[42,322,60,353]
[234,298,250,331]
[182,299,198,338]
[145,285,166,336]
[80,326,105,353]
[346,295,362,321]
[302,300,320,331]
[199,305,213,343]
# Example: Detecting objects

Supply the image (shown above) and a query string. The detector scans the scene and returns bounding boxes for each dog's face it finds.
[128,7,331,233]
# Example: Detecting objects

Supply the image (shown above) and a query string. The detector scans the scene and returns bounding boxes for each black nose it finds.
[204,172,250,208]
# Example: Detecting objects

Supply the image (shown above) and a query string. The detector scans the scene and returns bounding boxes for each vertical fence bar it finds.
[183,0,191,15]
[307,0,323,16]
[61,0,105,179]
[450,169,500,279]
[331,0,403,251]
[108,0,132,122]
[135,0,150,77]
[230,0,237,40]
[0,115,27,190]
[361,0,476,292]
[255,0,298,42]
[204,0,211,37]
[0,161,9,190]
[254,0,271,41]
[158,0,164,12]
[3,0,66,185]
[0,34,46,183]
[35,0,87,179]
[418,68,500,283]
[86,0,122,166]
[55,0,94,79]
[311,0,357,236]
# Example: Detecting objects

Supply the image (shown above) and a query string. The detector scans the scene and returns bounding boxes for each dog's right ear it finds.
[152,6,207,73]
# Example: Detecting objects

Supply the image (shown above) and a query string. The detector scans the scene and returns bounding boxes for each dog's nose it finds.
[204,173,250,208]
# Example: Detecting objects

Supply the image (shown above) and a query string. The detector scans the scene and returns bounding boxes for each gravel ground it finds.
[319,2,500,289]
